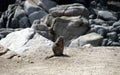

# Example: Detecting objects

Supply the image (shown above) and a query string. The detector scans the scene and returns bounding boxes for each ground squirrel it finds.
[45,36,65,59]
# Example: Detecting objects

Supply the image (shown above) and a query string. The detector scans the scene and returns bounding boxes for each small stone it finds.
[107,32,118,42]
[101,39,108,46]
[98,10,117,21]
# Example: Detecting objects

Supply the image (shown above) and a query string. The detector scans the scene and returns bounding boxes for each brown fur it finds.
[45,36,64,59]
[52,36,64,56]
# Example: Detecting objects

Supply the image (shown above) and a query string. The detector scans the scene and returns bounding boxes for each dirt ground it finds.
[0,46,120,75]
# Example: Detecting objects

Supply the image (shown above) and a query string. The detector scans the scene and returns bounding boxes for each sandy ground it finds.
[0,46,120,75]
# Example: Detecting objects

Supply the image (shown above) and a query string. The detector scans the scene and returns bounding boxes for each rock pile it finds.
[0,0,57,28]
[0,0,120,51]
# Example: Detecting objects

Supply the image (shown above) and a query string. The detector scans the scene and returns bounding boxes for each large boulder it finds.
[49,3,89,18]
[0,4,17,28]
[0,3,31,28]
[0,28,53,55]
[43,4,89,41]
[69,32,103,47]
[19,16,30,28]
[24,0,41,15]
[98,10,117,21]
[12,6,30,28]
[24,0,48,24]
[38,0,57,12]
[52,16,89,41]
[24,0,57,15]
[28,10,47,24]
[31,20,52,39]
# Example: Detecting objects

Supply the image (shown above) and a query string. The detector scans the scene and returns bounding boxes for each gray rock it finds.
[0,28,53,55]
[89,14,96,19]
[111,42,120,46]
[111,20,120,33]
[31,20,48,31]
[31,20,51,39]
[13,6,26,20]
[0,28,14,39]
[97,28,107,37]
[107,32,118,42]
[49,3,89,18]
[38,0,57,12]
[101,39,108,46]
[0,4,30,28]
[0,34,4,39]
[29,10,47,24]
[106,40,113,46]
[89,25,109,36]
[89,19,105,25]
[112,20,120,28]
[45,4,89,41]
[69,32,103,47]
[0,4,17,28]
[98,11,117,21]
[0,30,13,37]
[52,16,89,41]
[19,16,30,28]
[12,6,31,28]
[24,0,41,15]
[107,21,115,26]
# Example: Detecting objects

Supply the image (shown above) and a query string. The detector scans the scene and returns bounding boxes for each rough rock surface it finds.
[0,28,53,55]
[43,4,89,42]
[49,3,89,17]
[98,10,117,21]
[69,32,103,47]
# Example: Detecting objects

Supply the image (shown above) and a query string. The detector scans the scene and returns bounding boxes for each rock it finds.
[97,28,107,37]
[12,6,30,28]
[0,28,15,39]
[90,0,97,8]
[38,0,57,12]
[111,42,120,46]
[89,19,105,25]
[0,28,53,55]
[98,10,117,21]
[107,21,115,26]
[112,20,120,28]
[28,10,47,24]
[31,20,48,31]
[19,16,30,28]
[0,3,31,28]
[112,20,120,33]
[89,25,109,37]
[69,32,103,47]
[89,14,96,19]
[0,34,4,39]
[106,40,113,46]
[49,3,89,18]
[31,20,51,39]
[107,32,118,42]
[51,16,89,41]
[0,4,17,28]
[13,6,26,21]
[45,4,89,41]
[24,0,41,15]
[101,39,108,46]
